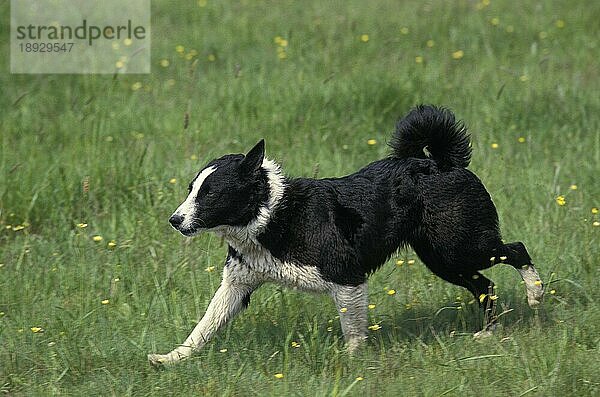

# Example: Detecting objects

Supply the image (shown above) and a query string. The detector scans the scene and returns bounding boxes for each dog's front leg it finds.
[148,278,258,366]
[331,283,368,353]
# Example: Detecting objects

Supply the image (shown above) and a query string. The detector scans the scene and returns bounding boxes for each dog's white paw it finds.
[148,353,172,368]
[526,288,544,307]
[518,265,544,307]
[345,336,367,355]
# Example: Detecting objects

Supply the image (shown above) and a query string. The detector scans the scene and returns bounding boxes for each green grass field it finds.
[1,0,599,395]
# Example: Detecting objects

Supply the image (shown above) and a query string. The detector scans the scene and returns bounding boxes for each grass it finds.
[1,0,599,395]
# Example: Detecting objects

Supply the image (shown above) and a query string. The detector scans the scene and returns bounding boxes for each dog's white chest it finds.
[224,247,331,293]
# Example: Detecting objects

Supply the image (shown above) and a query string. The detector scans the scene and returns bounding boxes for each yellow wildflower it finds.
[219,348,228,353]
[123,38,132,46]
[169,178,177,184]
[591,207,599,214]
[175,45,185,53]
[207,54,216,62]
[387,289,396,295]
[415,56,423,64]
[367,139,377,145]
[339,307,348,313]
[426,40,435,48]
[400,27,409,35]
[360,34,369,43]
[93,235,103,242]
[518,136,526,143]
[555,196,566,206]
[593,221,600,227]
[555,20,565,28]
[452,50,464,60]
[569,184,577,190]
[356,376,364,381]
[274,373,284,379]
[205,266,215,272]
[291,341,300,348]
[407,259,415,265]
[368,304,376,309]
[159,59,169,67]
[31,327,43,333]
[131,82,142,91]
[396,259,404,266]
[368,324,381,331]
[101,299,110,305]
[77,223,88,228]
[491,143,499,149]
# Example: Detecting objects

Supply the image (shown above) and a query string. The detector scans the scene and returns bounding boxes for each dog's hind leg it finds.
[493,242,544,307]
[148,267,260,367]
[331,283,368,353]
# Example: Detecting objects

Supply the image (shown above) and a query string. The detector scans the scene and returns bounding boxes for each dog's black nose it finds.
[169,214,184,228]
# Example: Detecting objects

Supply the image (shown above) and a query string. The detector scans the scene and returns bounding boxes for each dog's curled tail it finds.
[389,105,471,169]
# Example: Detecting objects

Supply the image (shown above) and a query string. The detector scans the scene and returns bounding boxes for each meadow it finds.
[1,0,599,395]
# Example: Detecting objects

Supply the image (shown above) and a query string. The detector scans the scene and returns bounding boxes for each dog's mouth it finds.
[177,227,201,237]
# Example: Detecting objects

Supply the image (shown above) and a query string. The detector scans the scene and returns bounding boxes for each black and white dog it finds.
[148,105,543,366]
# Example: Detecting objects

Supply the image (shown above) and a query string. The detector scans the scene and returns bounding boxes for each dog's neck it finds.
[214,157,286,255]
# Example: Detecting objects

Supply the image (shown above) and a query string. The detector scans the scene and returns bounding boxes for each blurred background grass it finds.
[1,0,599,395]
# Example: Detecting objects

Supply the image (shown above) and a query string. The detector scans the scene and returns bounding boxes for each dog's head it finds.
[169,140,271,236]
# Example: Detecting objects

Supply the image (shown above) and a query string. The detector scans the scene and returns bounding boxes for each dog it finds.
[148,105,544,366]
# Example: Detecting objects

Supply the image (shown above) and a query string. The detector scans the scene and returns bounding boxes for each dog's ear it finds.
[241,139,265,174]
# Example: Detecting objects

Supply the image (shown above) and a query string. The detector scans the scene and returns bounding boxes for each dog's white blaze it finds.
[174,165,217,228]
